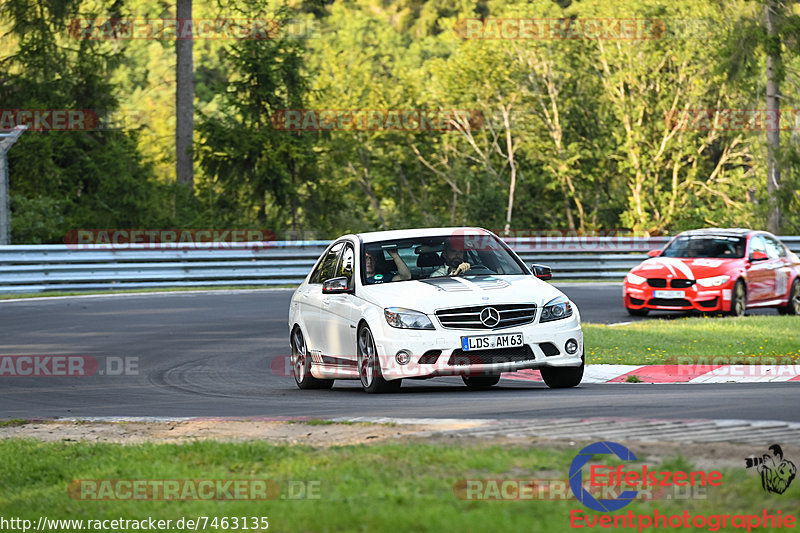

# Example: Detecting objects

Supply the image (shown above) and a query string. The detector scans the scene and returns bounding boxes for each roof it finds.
[354,227,492,244]
[677,228,755,237]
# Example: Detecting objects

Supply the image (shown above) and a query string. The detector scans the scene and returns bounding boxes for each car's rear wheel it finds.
[540,355,584,389]
[290,327,333,390]
[626,307,649,317]
[778,279,800,315]
[357,324,401,393]
[462,375,501,389]
[728,280,747,317]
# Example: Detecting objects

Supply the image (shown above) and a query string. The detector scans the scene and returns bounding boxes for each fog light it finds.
[395,350,411,365]
[565,339,579,354]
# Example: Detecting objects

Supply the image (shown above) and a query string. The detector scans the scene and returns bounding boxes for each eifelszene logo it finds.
[569,441,722,513]
[745,444,797,495]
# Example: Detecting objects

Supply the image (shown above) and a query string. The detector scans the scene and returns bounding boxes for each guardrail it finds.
[1,236,799,293]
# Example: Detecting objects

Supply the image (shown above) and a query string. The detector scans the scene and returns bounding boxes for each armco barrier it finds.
[0,236,798,293]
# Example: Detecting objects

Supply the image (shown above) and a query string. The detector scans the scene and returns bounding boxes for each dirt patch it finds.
[1,419,795,468]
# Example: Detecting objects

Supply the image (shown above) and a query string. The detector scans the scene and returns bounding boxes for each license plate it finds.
[654,290,685,298]
[461,332,523,351]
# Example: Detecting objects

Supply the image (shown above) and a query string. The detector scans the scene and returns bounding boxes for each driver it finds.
[430,239,471,277]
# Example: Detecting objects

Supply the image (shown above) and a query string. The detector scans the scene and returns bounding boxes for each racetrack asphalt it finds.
[0,284,797,421]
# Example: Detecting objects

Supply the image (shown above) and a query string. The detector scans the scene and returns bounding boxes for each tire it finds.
[626,307,649,317]
[462,375,501,389]
[540,355,584,389]
[290,327,333,390]
[357,324,401,393]
[778,279,800,315]
[728,280,747,317]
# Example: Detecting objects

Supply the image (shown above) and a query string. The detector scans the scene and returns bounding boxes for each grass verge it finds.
[585,315,800,364]
[0,285,296,300]
[0,439,793,532]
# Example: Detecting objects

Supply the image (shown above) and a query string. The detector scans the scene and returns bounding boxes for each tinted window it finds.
[764,236,786,259]
[749,235,767,257]
[335,244,355,286]
[661,235,746,258]
[310,242,344,284]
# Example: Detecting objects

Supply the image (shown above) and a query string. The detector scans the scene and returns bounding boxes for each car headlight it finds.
[626,272,646,285]
[696,275,730,287]
[384,307,435,330]
[540,296,573,323]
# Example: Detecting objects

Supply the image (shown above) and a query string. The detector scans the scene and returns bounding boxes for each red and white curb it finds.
[504,364,800,384]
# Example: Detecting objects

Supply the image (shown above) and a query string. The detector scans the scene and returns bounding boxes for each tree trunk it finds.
[765,0,781,234]
[176,0,194,190]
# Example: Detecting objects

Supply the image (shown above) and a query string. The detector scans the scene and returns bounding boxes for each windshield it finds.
[361,234,527,284]
[661,235,746,258]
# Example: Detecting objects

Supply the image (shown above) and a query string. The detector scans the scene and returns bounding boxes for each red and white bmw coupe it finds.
[623,229,800,317]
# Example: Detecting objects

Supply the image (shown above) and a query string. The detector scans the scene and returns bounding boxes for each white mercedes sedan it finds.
[288,227,584,393]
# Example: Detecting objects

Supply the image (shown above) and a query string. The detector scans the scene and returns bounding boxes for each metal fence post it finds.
[0,125,28,245]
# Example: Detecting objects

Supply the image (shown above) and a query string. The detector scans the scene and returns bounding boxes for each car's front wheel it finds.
[540,355,584,389]
[778,279,800,315]
[462,375,501,389]
[290,327,333,390]
[626,307,649,317]
[357,324,401,393]
[728,280,747,317]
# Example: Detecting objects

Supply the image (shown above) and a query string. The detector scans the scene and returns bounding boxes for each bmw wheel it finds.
[357,324,401,394]
[728,280,747,317]
[778,279,800,315]
[290,327,333,389]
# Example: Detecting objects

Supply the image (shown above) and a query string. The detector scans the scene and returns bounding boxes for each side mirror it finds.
[750,251,769,262]
[322,276,352,294]
[647,249,661,257]
[531,264,552,281]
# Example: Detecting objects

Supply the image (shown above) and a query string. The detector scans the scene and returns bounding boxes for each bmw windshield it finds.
[661,235,746,259]
[362,234,527,285]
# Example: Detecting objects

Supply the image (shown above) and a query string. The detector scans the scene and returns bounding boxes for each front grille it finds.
[648,278,695,288]
[435,304,537,330]
[648,298,691,307]
[698,298,718,308]
[448,345,535,366]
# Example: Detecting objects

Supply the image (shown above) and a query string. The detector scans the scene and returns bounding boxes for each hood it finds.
[632,256,742,280]
[358,275,565,314]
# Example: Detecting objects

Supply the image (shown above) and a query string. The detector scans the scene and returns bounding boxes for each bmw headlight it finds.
[540,296,573,323]
[384,307,435,330]
[626,272,646,285]
[696,275,730,287]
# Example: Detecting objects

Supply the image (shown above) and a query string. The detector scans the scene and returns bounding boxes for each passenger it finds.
[430,239,471,277]
[365,248,411,284]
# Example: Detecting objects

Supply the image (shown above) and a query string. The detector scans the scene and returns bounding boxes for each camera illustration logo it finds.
[569,441,638,512]
[745,444,796,495]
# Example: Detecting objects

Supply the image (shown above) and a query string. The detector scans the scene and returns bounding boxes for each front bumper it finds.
[371,315,583,381]
[623,283,733,312]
